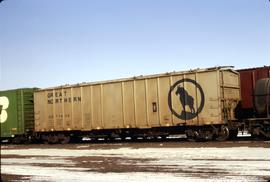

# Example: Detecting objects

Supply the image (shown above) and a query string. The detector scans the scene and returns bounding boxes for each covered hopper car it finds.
[33,67,240,143]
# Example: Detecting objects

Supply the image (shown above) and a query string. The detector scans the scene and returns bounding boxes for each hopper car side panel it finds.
[34,68,240,136]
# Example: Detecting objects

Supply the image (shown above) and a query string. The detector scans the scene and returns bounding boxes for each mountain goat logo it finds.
[168,79,205,120]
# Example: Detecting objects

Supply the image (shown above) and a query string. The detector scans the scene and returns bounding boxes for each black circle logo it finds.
[168,78,205,120]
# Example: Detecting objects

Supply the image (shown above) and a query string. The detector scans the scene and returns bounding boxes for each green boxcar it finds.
[0,88,35,139]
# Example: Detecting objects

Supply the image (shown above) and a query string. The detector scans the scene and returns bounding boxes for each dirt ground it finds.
[1,140,270,182]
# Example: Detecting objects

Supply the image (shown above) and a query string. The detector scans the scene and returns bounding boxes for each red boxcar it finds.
[238,66,270,112]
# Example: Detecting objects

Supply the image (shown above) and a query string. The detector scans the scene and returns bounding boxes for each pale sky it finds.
[0,0,269,90]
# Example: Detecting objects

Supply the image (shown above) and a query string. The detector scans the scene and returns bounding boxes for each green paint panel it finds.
[0,88,35,138]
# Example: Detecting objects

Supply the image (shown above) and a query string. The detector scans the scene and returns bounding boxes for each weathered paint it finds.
[238,66,270,109]
[34,67,240,132]
[0,88,35,138]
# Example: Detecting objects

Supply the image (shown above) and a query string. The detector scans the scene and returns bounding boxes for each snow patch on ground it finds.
[1,165,259,182]
[2,158,73,165]
[2,147,270,181]
[2,147,270,160]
